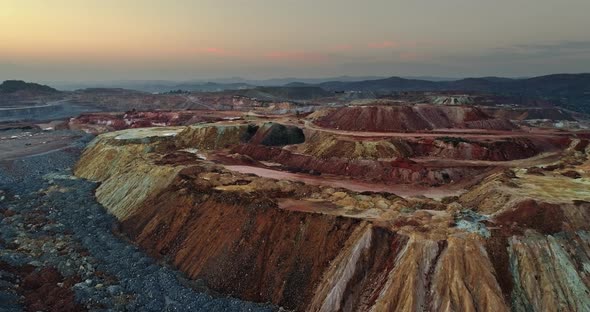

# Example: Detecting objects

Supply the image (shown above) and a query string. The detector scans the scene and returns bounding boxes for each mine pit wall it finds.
[117,176,509,312]
[120,176,363,311]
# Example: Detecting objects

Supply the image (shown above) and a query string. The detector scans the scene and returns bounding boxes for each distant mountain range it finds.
[313,74,589,93]
[313,74,590,113]
[46,81,252,93]
[44,76,454,92]
[6,73,590,113]
[45,74,587,95]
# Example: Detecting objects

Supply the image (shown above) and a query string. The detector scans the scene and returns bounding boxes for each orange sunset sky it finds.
[2,0,590,81]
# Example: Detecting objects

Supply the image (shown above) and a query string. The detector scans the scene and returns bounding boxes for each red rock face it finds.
[121,172,362,310]
[308,227,409,311]
[314,105,516,132]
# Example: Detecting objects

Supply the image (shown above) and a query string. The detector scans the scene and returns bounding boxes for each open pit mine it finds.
[67,102,590,311]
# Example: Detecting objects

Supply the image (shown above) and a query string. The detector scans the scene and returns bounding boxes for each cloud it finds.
[332,44,353,52]
[444,40,590,67]
[264,51,327,62]
[198,47,231,56]
[488,41,590,60]
[436,40,590,76]
[368,41,396,49]
[514,41,590,50]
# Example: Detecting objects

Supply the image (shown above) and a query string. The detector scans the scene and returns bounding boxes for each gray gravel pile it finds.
[0,133,275,311]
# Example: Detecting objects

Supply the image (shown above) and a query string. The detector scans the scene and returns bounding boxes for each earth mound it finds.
[313,104,516,132]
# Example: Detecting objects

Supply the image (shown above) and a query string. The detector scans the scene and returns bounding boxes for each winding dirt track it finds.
[300,120,571,140]
[411,151,563,168]
[224,165,485,199]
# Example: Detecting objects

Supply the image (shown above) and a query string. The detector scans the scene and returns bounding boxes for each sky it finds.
[1,0,590,82]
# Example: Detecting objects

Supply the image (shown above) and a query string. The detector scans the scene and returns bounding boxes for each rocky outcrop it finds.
[121,172,362,310]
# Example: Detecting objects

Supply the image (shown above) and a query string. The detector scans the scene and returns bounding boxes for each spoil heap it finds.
[312,104,516,132]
